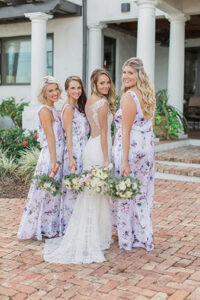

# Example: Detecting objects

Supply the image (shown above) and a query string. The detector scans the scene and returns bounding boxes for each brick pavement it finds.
[1,179,200,300]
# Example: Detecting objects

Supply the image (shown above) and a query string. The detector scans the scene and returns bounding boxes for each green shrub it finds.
[0,97,29,127]
[17,147,40,182]
[0,127,40,160]
[0,148,18,180]
[154,89,188,140]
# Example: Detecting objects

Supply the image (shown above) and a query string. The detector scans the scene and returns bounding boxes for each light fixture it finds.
[121,3,130,12]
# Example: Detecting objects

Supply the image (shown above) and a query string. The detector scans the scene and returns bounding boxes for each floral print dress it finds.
[18,105,64,240]
[59,103,89,234]
[112,90,155,251]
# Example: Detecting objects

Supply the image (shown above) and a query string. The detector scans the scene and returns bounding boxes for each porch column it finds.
[136,0,158,83]
[87,23,105,93]
[167,14,188,112]
[23,12,53,130]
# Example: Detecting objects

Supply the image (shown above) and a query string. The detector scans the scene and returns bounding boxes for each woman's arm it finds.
[98,102,109,168]
[62,105,76,173]
[121,93,136,176]
[39,108,58,177]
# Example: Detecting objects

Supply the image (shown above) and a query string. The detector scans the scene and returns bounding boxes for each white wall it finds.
[155,43,169,92]
[103,28,136,96]
[0,17,82,128]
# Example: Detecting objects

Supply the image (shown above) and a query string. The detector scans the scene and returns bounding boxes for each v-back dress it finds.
[59,103,89,234]
[112,90,155,251]
[43,99,113,263]
[18,105,64,240]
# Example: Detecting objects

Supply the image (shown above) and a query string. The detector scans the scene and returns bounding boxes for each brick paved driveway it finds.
[0,179,200,300]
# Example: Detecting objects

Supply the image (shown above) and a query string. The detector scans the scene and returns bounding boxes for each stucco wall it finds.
[103,28,136,96]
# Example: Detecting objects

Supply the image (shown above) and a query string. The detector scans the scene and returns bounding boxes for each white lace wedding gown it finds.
[43,99,113,264]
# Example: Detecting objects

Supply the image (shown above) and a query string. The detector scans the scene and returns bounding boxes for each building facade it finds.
[0,0,199,129]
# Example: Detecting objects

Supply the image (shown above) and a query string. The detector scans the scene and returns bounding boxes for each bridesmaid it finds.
[18,76,64,240]
[113,57,156,251]
[60,76,89,234]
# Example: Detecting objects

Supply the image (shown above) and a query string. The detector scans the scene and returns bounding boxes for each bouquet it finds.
[84,167,111,195]
[63,173,85,193]
[33,174,62,196]
[63,167,141,201]
[114,176,141,200]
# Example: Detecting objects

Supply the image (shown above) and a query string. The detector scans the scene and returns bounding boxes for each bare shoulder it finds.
[121,91,135,107]
[63,104,74,113]
[87,94,108,108]
[39,107,52,119]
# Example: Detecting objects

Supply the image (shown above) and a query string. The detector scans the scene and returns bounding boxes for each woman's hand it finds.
[121,160,130,176]
[104,160,109,169]
[50,162,61,177]
[69,157,76,174]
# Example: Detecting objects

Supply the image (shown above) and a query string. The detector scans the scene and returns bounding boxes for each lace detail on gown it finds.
[43,99,113,264]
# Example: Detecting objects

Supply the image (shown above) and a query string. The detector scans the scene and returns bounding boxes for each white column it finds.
[87,23,105,93]
[23,12,52,130]
[167,14,188,112]
[136,0,158,83]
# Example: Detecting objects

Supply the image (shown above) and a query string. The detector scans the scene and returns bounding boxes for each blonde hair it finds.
[90,68,116,114]
[121,57,156,115]
[37,75,62,104]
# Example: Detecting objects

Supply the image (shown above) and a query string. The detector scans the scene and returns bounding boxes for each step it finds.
[155,161,200,177]
[155,146,200,164]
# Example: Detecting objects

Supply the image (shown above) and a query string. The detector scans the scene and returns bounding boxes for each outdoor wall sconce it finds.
[121,3,131,12]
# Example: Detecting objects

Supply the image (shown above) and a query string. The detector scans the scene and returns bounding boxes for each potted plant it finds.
[154,89,188,140]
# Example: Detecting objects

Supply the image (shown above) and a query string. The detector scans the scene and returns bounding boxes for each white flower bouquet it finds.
[63,173,86,193]
[33,174,62,196]
[64,167,141,200]
[84,167,111,195]
[114,176,141,200]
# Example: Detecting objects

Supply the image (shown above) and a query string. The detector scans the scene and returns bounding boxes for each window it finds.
[185,47,200,101]
[0,34,53,85]
[104,36,116,84]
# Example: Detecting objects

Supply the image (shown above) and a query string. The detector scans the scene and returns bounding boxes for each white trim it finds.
[155,172,200,183]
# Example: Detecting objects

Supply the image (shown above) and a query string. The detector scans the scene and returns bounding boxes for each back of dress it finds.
[83,99,113,171]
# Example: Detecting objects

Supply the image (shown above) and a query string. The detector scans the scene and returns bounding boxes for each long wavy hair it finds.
[121,57,156,115]
[37,75,62,104]
[90,68,115,114]
[65,76,87,113]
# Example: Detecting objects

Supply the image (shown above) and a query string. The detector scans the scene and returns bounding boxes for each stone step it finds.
[155,146,200,164]
[155,161,200,177]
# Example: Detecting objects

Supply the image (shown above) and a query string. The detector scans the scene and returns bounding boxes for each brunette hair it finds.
[37,75,62,104]
[65,76,87,113]
[122,57,156,115]
[90,68,115,114]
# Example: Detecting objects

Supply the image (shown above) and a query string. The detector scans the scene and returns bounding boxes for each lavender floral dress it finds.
[60,103,89,234]
[18,105,64,240]
[112,90,155,251]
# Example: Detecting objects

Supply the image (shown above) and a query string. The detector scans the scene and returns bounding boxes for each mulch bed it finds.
[0,179,30,199]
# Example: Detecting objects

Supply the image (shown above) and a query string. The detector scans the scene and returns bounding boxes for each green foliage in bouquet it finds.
[0,127,40,160]
[33,174,62,196]
[0,97,29,127]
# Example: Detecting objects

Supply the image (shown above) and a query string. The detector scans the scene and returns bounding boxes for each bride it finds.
[43,69,116,264]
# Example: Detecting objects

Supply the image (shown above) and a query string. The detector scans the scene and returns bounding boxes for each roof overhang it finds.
[0,0,82,23]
